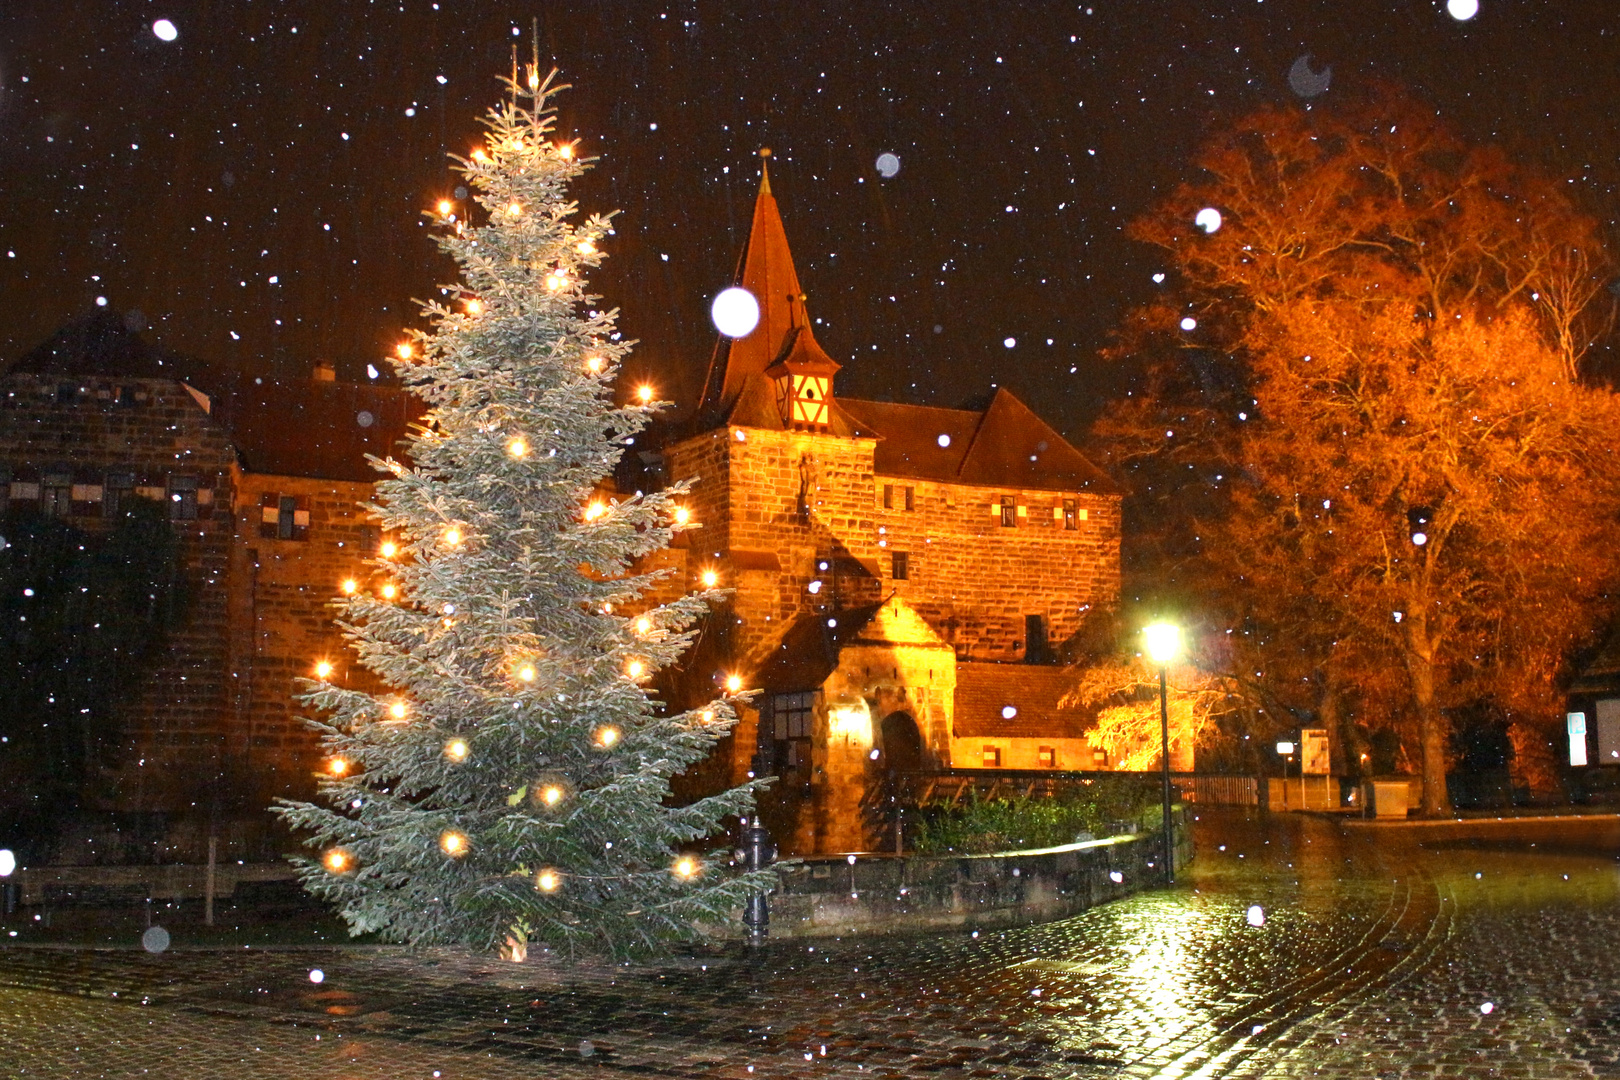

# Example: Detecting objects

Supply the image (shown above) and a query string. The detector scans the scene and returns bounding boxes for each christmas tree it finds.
[273,71,769,957]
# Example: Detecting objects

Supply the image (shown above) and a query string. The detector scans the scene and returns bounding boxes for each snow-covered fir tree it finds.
[274,73,769,957]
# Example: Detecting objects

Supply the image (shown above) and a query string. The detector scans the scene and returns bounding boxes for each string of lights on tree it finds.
[272,61,772,958]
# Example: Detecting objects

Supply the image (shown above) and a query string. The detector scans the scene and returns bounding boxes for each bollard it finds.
[741,823,775,943]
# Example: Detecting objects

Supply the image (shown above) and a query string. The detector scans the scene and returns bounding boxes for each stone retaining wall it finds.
[748,811,1191,939]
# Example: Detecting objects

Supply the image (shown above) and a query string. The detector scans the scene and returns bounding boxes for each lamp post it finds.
[1144,622,1181,887]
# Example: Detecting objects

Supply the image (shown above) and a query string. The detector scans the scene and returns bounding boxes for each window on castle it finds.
[769,690,815,776]
[41,473,72,519]
[882,483,894,509]
[1025,614,1049,663]
[892,551,909,580]
[1000,496,1016,528]
[1063,499,1078,530]
[1092,747,1109,767]
[104,473,135,519]
[982,745,1002,767]
[260,492,310,541]
[1039,746,1057,768]
[904,485,915,511]
[168,475,198,521]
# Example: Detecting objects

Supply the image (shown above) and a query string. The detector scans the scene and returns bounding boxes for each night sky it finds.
[3,1,1617,436]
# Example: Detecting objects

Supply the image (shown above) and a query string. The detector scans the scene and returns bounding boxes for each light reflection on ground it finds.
[2,809,1619,1077]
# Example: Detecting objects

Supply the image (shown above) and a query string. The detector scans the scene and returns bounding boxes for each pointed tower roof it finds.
[701,151,841,416]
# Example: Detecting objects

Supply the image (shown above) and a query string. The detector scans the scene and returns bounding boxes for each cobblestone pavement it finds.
[3,810,1619,1078]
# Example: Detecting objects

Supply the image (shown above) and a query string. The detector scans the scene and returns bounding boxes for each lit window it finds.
[982,746,1002,767]
[1063,499,1078,530]
[1038,745,1057,768]
[1000,497,1016,528]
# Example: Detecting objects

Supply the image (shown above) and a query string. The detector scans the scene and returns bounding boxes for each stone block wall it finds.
[227,469,387,806]
[0,374,238,812]
[738,809,1192,939]
[665,422,1122,675]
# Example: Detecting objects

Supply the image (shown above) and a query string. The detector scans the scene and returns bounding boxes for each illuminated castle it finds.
[648,159,1124,852]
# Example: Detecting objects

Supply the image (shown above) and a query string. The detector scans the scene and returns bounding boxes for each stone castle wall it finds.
[665,422,1122,672]
[0,374,238,812]
[227,469,387,806]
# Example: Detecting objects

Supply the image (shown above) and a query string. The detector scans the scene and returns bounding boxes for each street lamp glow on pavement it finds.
[1144,622,1181,886]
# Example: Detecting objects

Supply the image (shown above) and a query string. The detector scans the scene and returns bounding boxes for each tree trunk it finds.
[1406,615,1452,817]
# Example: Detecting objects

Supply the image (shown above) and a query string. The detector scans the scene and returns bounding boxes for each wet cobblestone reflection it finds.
[3,810,1618,1078]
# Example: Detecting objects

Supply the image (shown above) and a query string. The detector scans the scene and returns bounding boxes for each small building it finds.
[646,161,1124,852]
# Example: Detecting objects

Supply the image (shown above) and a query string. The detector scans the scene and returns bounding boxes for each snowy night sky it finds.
[2,1,1618,434]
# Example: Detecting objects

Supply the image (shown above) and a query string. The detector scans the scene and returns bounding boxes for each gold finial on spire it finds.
[759,148,772,193]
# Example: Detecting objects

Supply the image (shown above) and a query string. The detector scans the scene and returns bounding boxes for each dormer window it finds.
[776,371,831,428]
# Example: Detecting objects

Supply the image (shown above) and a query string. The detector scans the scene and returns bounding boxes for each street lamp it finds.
[1144,622,1181,886]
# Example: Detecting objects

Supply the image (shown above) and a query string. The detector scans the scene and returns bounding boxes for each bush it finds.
[911,778,1161,855]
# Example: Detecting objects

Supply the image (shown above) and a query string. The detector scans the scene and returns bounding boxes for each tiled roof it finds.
[953,662,1095,739]
[207,372,422,483]
[700,157,841,417]
[1571,623,1620,696]
[7,309,216,384]
[6,312,424,483]
[840,390,1116,495]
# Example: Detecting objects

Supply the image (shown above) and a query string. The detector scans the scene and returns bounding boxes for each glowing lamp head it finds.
[710,286,761,338]
[327,757,349,777]
[637,384,654,404]
[545,272,566,292]
[673,855,700,881]
[388,701,408,720]
[528,69,542,90]
[557,142,573,158]
[673,506,691,525]
[439,831,467,857]
[507,202,522,217]
[464,298,482,315]
[701,569,719,588]
[536,868,560,892]
[379,540,397,559]
[635,616,653,635]
[507,436,529,458]
[595,725,620,748]
[314,660,334,679]
[445,738,469,762]
[1144,622,1182,666]
[379,583,397,600]
[585,355,603,373]
[443,527,462,546]
[437,199,453,215]
[517,664,537,683]
[584,501,607,522]
[725,674,744,694]
[324,849,351,873]
[541,784,564,807]
[396,342,413,360]
[626,659,646,679]
[576,238,595,254]
[340,578,358,595]
[471,148,488,162]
